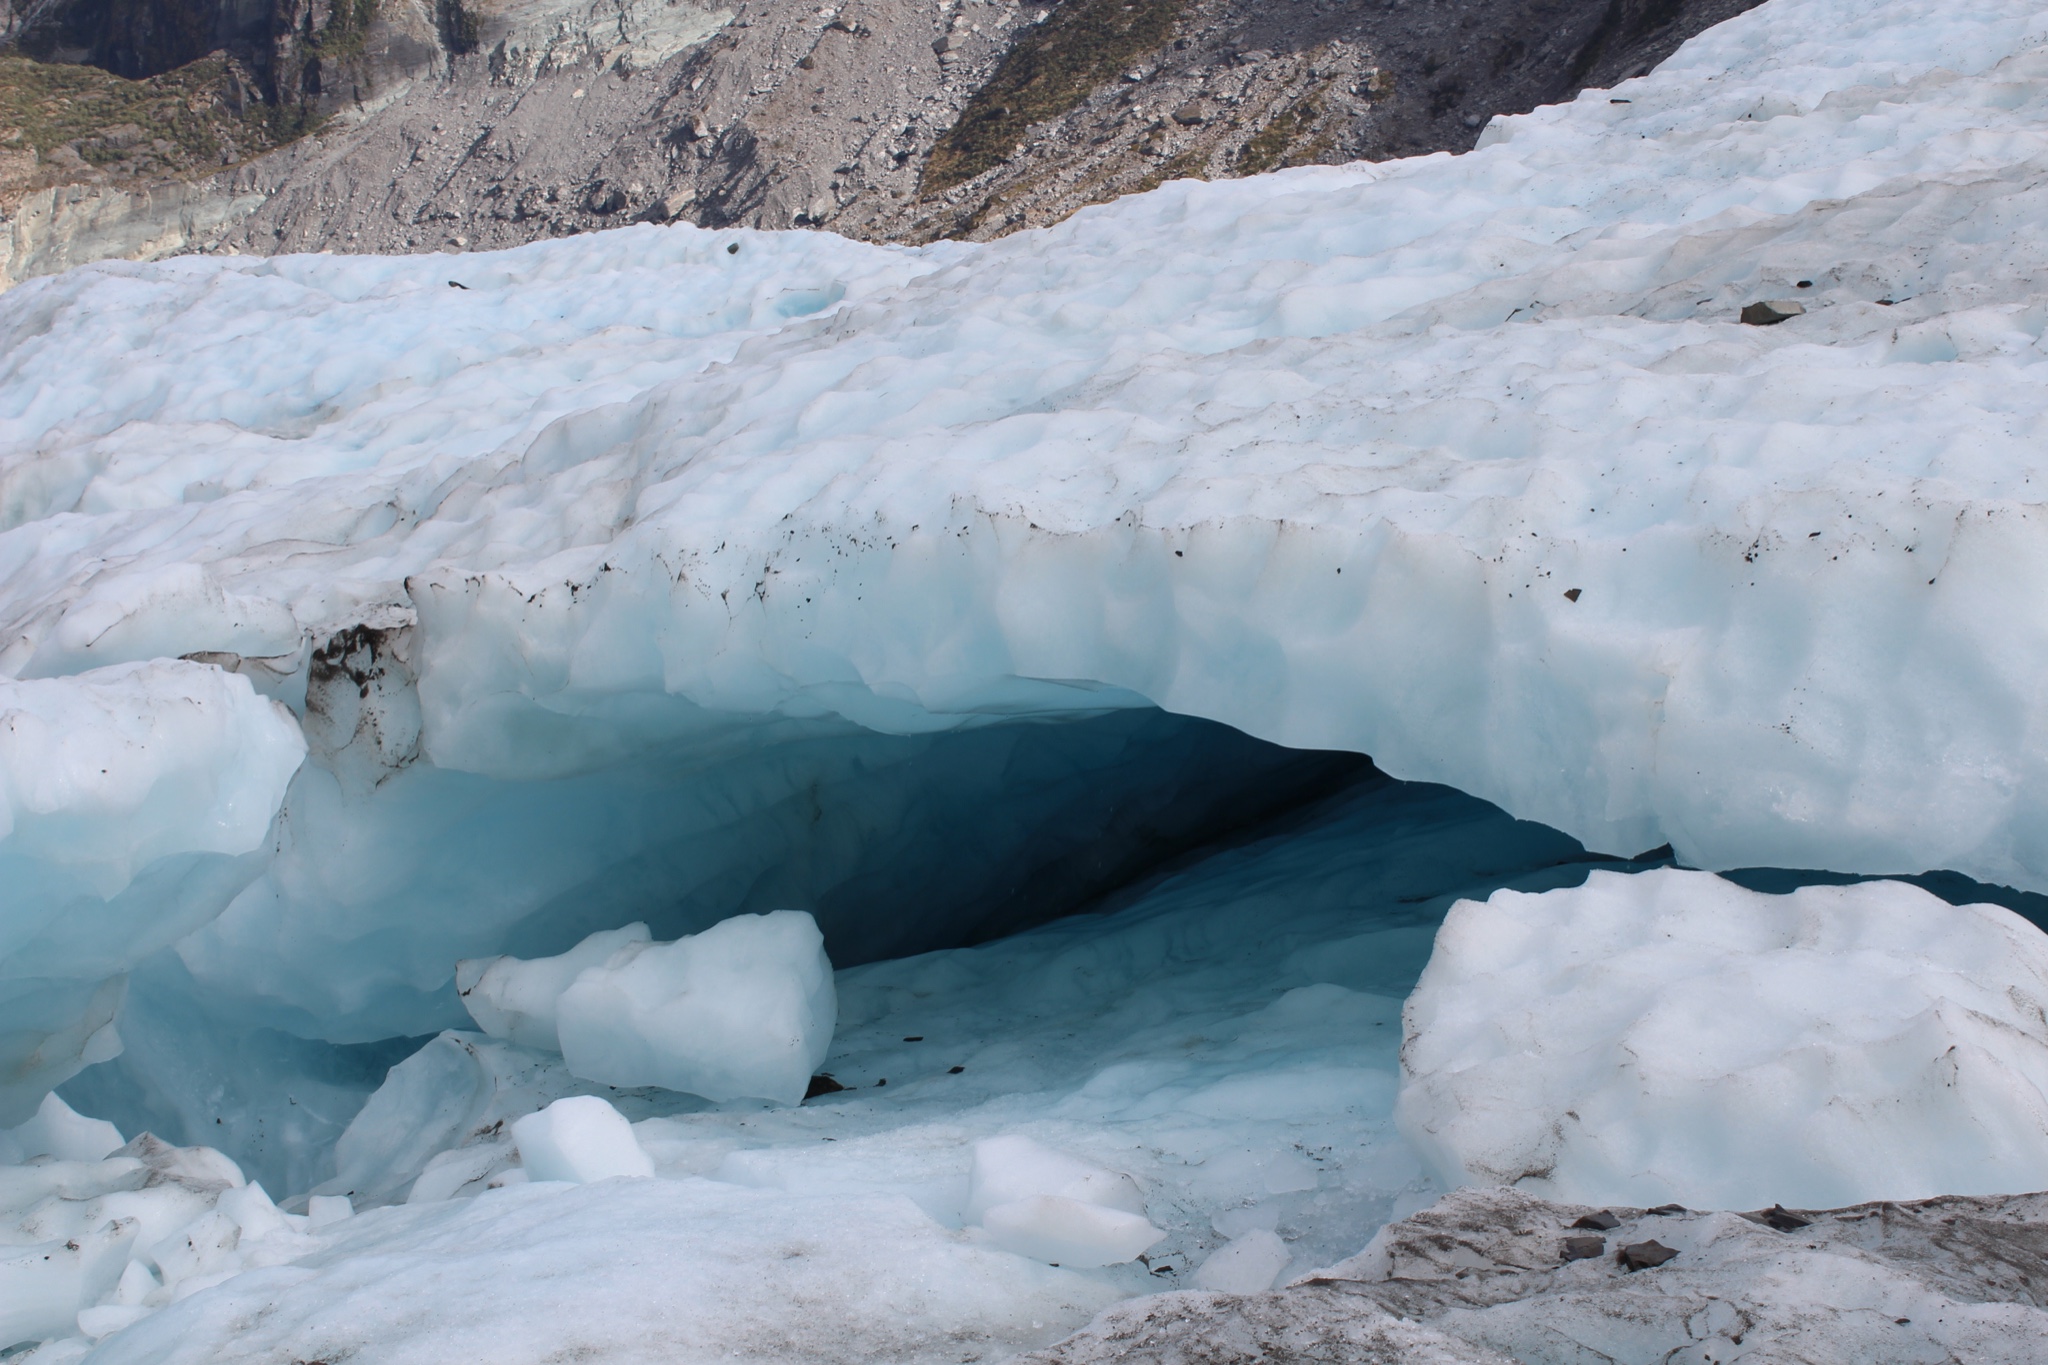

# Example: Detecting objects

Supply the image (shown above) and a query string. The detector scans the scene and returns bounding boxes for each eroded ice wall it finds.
[0,662,303,1122]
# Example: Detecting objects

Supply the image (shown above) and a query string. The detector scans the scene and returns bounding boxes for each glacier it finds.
[6,0,2048,1356]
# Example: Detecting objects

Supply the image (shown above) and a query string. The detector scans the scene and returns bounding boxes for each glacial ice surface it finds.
[6,0,2048,1354]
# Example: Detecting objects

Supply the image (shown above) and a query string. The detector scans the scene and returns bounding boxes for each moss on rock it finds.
[922,0,1188,193]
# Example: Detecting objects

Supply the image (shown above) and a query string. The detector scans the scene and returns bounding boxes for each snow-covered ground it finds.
[7,0,2048,1356]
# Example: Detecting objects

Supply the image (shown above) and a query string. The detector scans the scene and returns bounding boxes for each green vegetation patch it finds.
[314,0,386,61]
[434,0,481,58]
[923,0,1188,193]
[0,53,307,190]
[1234,95,1321,175]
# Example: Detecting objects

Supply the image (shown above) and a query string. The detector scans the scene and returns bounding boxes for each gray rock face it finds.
[215,0,1763,254]
[5,0,444,108]
[1022,1186,2048,1364]
[3,0,1760,280]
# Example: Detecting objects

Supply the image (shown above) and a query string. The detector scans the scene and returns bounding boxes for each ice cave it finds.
[6,0,2048,1358]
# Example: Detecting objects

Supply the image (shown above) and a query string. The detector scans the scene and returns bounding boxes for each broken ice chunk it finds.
[407,1142,515,1204]
[147,1207,241,1290]
[511,1096,654,1183]
[455,914,834,1105]
[0,1093,124,1165]
[966,1135,1164,1267]
[305,1194,354,1229]
[553,911,836,1106]
[966,1135,1147,1222]
[1399,869,2048,1209]
[215,1181,291,1241]
[457,923,653,1053]
[77,1302,152,1341]
[981,1197,1166,1269]
[0,1215,139,1344]
[1193,1228,1291,1292]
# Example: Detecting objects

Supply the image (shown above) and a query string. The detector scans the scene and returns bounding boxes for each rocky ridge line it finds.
[3,0,1760,284]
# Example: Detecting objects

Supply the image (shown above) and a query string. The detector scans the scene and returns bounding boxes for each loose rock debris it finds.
[1020,1186,2048,1365]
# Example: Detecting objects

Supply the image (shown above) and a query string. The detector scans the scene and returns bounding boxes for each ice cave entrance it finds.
[55,698,2048,1207]
[55,705,1390,1194]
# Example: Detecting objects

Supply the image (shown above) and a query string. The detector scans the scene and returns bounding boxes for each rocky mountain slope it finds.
[1,0,1761,283]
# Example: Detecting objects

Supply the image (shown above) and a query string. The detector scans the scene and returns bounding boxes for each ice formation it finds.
[460,912,837,1105]
[3,0,2048,1355]
[1398,869,2048,1209]
[510,1096,657,1184]
[554,912,837,1104]
[966,1135,1152,1224]
[17,776,1596,1362]
[0,1095,329,1352]
[0,661,304,1118]
[316,1029,658,1208]
[0,1093,123,1165]
[967,1135,1166,1268]
[1189,1228,1293,1294]
[3,0,2048,1121]
[457,922,653,1052]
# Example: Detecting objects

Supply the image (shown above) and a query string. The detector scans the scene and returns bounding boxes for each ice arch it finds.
[182,666,1372,1042]
[57,695,1379,1193]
